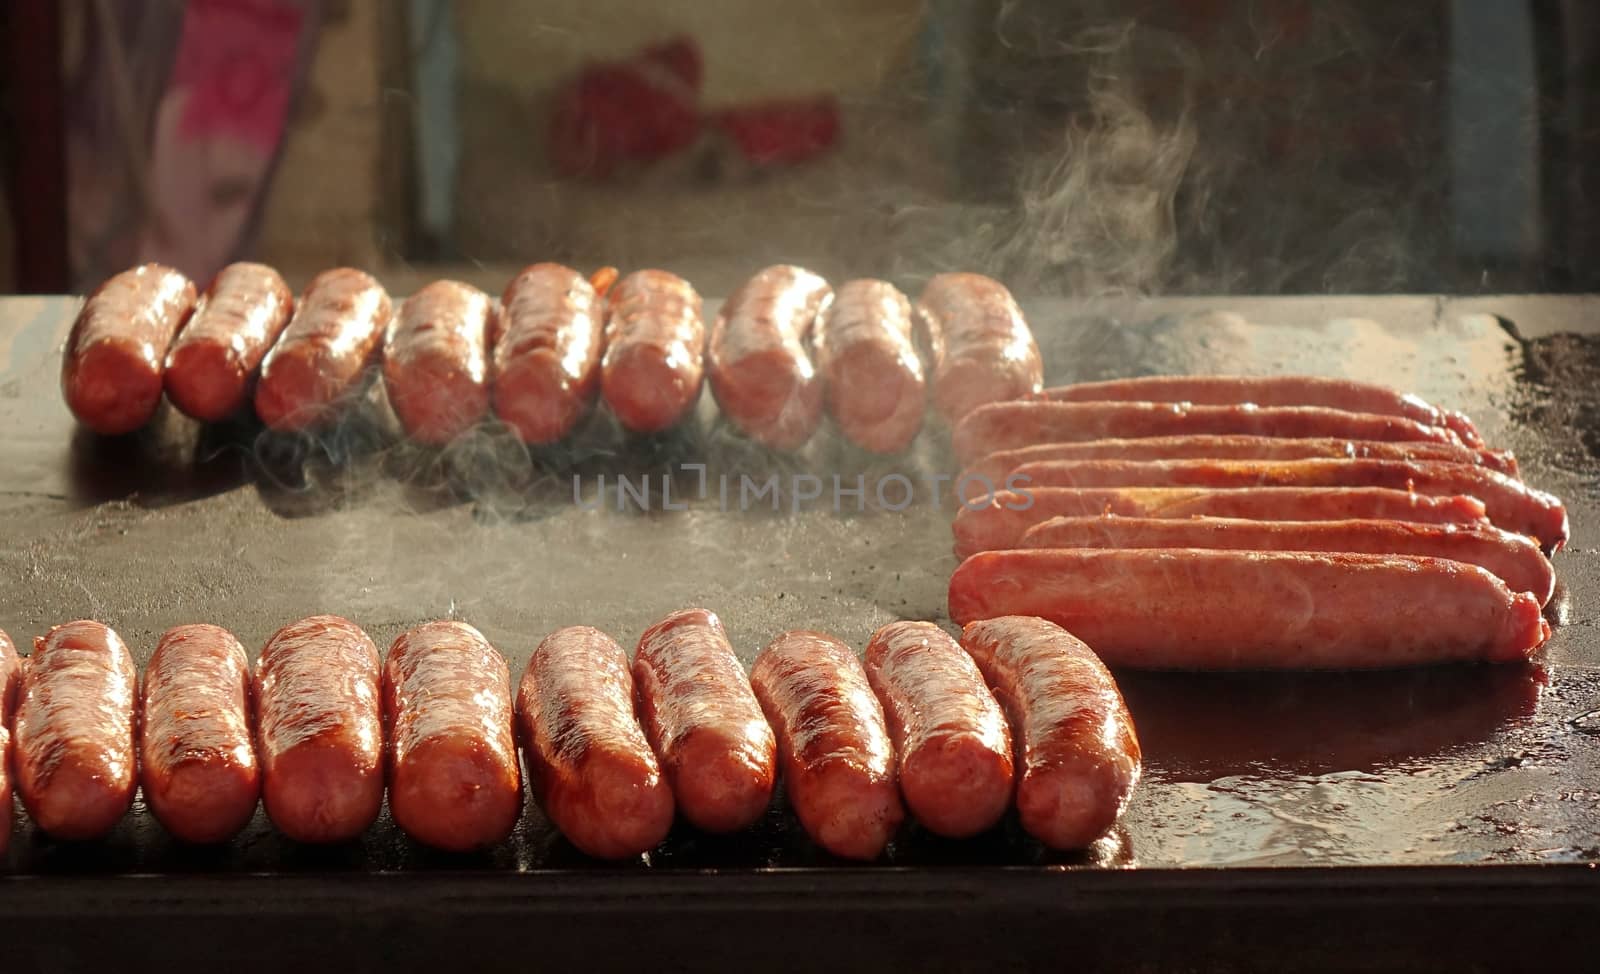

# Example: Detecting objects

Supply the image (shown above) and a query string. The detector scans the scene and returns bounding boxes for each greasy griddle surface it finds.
[0,294,1596,873]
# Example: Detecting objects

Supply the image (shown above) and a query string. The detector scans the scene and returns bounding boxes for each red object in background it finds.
[710,96,840,167]
[549,36,704,178]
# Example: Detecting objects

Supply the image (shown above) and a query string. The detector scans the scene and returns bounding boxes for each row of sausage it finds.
[60,262,1043,454]
[0,611,1138,862]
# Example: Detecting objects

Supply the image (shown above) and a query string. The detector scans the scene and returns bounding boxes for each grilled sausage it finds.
[707,265,830,450]
[493,263,607,444]
[383,621,521,851]
[1020,515,1556,606]
[0,630,22,856]
[140,624,260,844]
[254,268,392,431]
[1043,375,1483,447]
[601,270,706,433]
[255,615,384,843]
[959,616,1140,849]
[915,272,1043,423]
[863,621,1012,839]
[62,264,197,434]
[953,486,1491,559]
[814,279,926,453]
[1011,457,1568,552]
[516,626,674,859]
[383,281,493,445]
[750,629,904,860]
[633,608,776,833]
[951,401,1463,465]
[13,621,138,840]
[163,262,294,421]
[949,548,1551,669]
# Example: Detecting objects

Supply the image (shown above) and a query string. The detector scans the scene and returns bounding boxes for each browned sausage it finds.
[13,621,138,840]
[492,263,607,444]
[163,262,294,421]
[916,272,1043,423]
[382,281,493,444]
[255,615,384,843]
[749,629,904,860]
[601,270,706,433]
[814,279,926,454]
[707,265,830,450]
[950,549,1551,669]
[959,616,1141,849]
[254,268,392,431]
[62,264,197,434]
[864,621,1012,839]
[139,624,260,844]
[633,608,777,833]
[516,625,674,859]
[383,621,521,851]
[0,630,22,856]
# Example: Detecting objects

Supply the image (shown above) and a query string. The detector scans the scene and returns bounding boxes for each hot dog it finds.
[384,621,521,852]
[516,625,674,859]
[1043,375,1483,447]
[1019,515,1556,606]
[814,279,926,454]
[959,616,1140,848]
[139,624,260,844]
[915,272,1043,423]
[601,269,706,433]
[163,262,294,421]
[707,265,830,450]
[14,621,138,840]
[633,608,776,833]
[383,281,493,445]
[953,486,1491,559]
[62,263,197,434]
[749,629,904,860]
[951,401,1463,466]
[949,548,1551,669]
[493,263,607,444]
[254,268,392,431]
[0,631,21,856]
[255,615,384,843]
[1011,457,1568,552]
[863,621,1012,839]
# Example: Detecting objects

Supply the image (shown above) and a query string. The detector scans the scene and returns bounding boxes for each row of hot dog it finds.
[0,611,1137,862]
[59,262,1041,452]
[940,375,1568,670]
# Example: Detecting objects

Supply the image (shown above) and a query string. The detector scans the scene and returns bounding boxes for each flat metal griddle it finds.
[1,293,1597,971]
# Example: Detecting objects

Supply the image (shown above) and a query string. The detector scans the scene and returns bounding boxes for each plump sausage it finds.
[950,549,1551,669]
[62,263,197,434]
[163,262,294,421]
[1010,458,1568,552]
[749,629,904,860]
[139,624,260,844]
[383,621,521,852]
[707,265,830,450]
[960,435,1517,492]
[0,630,22,856]
[953,486,1491,559]
[1020,515,1556,606]
[601,270,706,433]
[863,621,1012,839]
[915,272,1043,423]
[959,616,1140,849]
[492,263,607,444]
[13,621,138,840]
[1043,375,1483,447]
[254,268,392,431]
[951,401,1463,465]
[382,281,493,445]
[516,626,674,859]
[254,615,384,843]
[814,279,926,454]
[633,608,777,833]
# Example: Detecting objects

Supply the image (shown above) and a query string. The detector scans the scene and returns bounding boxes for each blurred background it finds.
[2,0,1597,298]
